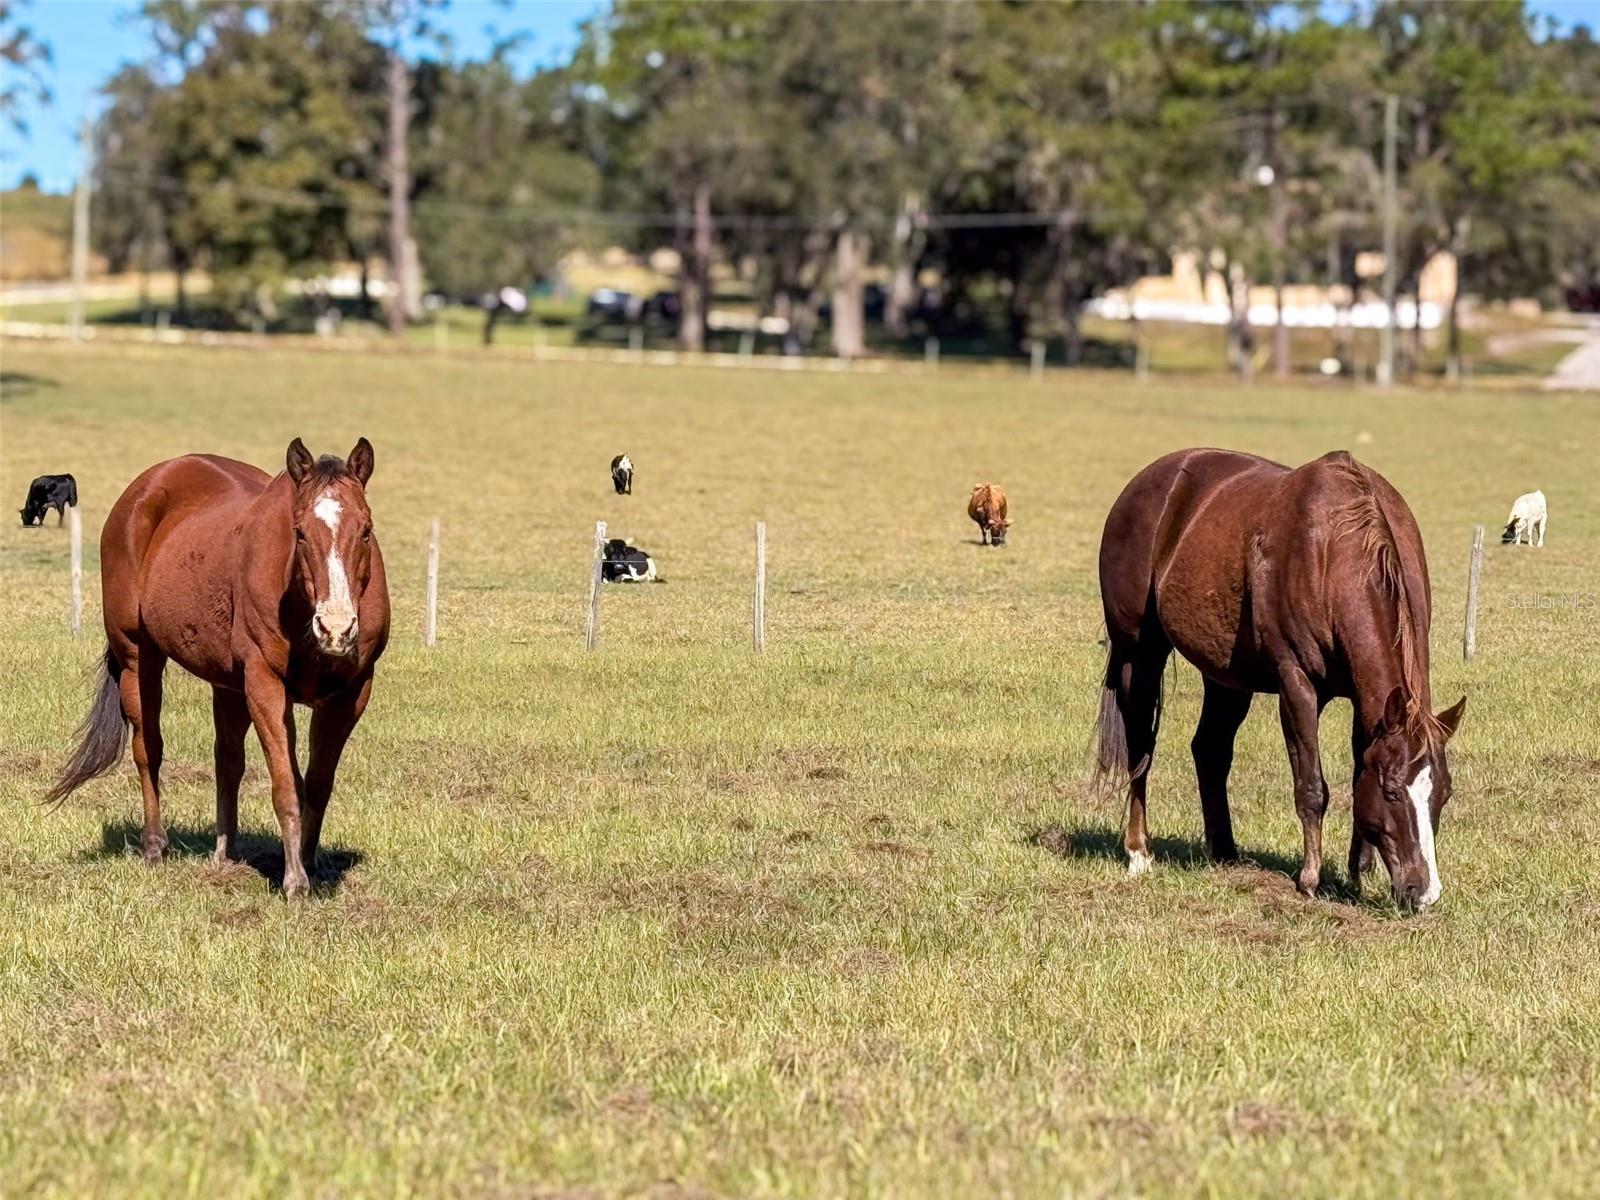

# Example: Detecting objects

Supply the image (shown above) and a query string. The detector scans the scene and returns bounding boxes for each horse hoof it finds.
[281,875,310,900]
[1128,849,1154,877]
[140,840,166,865]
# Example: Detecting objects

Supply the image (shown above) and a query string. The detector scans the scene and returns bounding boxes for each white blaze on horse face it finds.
[314,494,341,533]
[1407,763,1442,908]
[311,493,356,648]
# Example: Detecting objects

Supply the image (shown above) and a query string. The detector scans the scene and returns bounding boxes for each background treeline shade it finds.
[88,0,1600,360]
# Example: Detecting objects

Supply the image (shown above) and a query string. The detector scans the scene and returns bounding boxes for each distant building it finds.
[1086,250,1466,330]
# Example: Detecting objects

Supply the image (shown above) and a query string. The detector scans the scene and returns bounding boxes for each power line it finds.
[94,165,1164,230]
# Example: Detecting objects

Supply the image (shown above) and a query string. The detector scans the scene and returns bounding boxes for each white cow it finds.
[1501,490,1547,547]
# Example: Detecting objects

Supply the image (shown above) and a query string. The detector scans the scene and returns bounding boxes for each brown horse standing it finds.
[1095,448,1465,910]
[47,439,389,898]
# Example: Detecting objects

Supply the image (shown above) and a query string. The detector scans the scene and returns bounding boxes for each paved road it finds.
[1544,317,1600,391]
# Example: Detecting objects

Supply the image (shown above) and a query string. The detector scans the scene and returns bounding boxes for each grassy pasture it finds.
[2,342,1598,1198]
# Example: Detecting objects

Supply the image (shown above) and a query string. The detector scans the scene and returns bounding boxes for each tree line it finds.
[76,0,1600,373]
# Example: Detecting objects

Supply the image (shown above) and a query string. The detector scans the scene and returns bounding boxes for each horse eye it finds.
[362,526,372,542]
[294,527,306,542]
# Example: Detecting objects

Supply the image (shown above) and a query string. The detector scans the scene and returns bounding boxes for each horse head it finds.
[1353,686,1467,911]
[285,437,376,659]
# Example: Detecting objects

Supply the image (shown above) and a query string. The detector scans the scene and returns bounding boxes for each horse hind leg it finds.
[1192,680,1252,863]
[119,647,168,862]
[1112,638,1171,876]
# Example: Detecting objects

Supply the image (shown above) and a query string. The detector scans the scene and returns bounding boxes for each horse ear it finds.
[1372,686,1406,738]
[347,437,375,485]
[1437,695,1467,741]
[286,438,314,483]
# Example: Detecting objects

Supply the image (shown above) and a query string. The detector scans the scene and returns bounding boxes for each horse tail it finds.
[1092,634,1161,787]
[1094,661,1127,784]
[44,646,127,805]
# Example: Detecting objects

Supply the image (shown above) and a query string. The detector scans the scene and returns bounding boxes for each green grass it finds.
[2,344,1598,1198]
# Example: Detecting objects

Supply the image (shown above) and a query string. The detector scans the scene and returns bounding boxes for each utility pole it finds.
[70,117,91,342]
[1377,93,1398,388]
[387,45,414,337]
[1270,111,1289,379]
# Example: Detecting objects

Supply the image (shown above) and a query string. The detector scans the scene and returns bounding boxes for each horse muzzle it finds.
[312,609,359,657]
[1391,872,1441,913]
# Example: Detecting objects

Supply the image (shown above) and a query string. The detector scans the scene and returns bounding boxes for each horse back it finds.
[1101,449,1318,691]
[101,455,278,685]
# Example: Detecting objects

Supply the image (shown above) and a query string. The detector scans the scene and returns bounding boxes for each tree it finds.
[412,55,599,343]
[92,66,169,285]
[0,0,50,135]
[576,1,781,353]
[1369,0,1588,377]
[122,2,387,322]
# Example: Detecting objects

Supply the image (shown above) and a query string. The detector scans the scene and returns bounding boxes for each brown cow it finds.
[968,483,1010,545]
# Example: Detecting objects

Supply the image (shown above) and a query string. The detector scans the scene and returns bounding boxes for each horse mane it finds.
[1328,454,1443,748]
[308,455,353,486]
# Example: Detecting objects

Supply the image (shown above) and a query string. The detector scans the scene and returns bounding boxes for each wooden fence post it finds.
[424,518,440,647]
[754,521,767,653]
[925,337,939,370]
[586,520,607,651]
[69,507,83,638]
[1031,339,1046,381]
[1463,524,1483,661]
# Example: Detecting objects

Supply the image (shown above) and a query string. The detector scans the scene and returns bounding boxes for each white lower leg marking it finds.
[1128,849,1154,877]
[1407,764,1441,907]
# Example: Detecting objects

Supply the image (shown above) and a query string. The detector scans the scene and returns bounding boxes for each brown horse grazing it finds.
[1094,448,1465,910]
[46,439,389,898]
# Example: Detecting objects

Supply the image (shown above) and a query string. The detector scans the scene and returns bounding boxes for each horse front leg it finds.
[1347,718,1376,896]
[301,673,373,877]
[1278,669,1329,897]
[244,659,310,899]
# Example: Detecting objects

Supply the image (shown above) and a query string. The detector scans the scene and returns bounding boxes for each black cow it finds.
[19,474,77,526]
[601,537,657,583]
[610,453,634,495]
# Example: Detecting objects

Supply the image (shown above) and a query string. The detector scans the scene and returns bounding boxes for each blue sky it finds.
[0,0,602,190]
[2,0,1596,192]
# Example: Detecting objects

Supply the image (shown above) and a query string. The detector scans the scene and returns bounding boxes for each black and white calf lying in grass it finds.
[602,537,659,583]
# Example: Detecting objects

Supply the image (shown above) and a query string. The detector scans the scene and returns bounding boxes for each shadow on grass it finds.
[0,370,59,396]
[1026,822,1361,899]
[94,821,362,894]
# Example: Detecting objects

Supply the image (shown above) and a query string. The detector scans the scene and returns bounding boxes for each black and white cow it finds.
[610,453,634,496]
[601,537,657,583]
[19,474,77,526]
